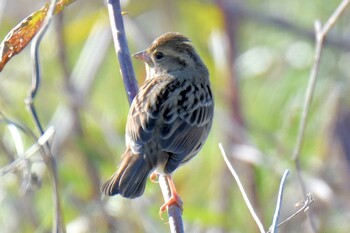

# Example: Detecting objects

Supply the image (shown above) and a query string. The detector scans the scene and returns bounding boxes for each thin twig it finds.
[219,143,265,233]
[291,1,350,232]
[291,20,322,162]
[271,169,289,233]
[0,127,55,176]
[267,194,314,233]
[26,0,58,135]
[0,115,40,185]
[292,0,350,177]
[8,124,31,190]
[27,0,66,232]
[106,0,183,231]
[279,193,314,229]
[321,0,350,36]
[0,114,38,142]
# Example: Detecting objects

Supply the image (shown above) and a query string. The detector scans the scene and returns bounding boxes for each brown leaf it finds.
[0,0,75,72]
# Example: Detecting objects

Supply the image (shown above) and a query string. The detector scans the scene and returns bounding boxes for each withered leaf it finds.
[0,0,75,72]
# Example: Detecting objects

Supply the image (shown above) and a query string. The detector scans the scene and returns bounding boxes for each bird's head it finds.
[133,32,206,79]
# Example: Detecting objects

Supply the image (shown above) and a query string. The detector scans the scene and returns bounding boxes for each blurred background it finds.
[1,0,350,232]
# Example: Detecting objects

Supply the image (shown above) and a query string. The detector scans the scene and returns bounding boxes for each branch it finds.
[267,194,315,233]
[219,143,265,233]
[321,0,350,36]
[291,1,350,232]
[270,170,289,233]
[0,127,55,176]
[27,0,66,232]
[292,0,350,173]
[106,0,184,231]
[106,0,138,104]
[26,0,58,135]
[159,176,185,233]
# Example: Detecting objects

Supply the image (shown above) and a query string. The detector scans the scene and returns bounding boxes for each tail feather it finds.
[100,148,152,199]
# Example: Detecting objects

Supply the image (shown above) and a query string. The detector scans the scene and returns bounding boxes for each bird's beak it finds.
[132,50,151,63]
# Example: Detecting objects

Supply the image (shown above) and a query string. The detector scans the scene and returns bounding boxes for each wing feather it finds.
[159,81,214,172]
[125,75,214,173]
[126,77,170,153]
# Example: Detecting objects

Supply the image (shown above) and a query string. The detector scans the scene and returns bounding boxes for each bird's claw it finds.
[159,194,183,220]
[150,172,159,183]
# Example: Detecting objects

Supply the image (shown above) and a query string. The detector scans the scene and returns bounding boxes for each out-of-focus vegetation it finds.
[1,0,350,232]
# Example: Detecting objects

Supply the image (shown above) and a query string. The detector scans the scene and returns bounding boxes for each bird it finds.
[100,32,214,215]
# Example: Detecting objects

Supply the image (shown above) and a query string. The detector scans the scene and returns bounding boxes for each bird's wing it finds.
[125,77,169,154]
[126,76,214,173]
[158,79,214,173]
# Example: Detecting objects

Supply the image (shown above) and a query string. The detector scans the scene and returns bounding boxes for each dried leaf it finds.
[0,0,75,72]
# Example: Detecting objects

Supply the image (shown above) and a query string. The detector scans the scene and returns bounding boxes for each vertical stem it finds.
[271,170,290,233]
[27,0,65,232]
[291,1,350,231]
[106,0,138,104]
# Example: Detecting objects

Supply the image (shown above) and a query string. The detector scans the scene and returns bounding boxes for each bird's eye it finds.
[154,52,164,60]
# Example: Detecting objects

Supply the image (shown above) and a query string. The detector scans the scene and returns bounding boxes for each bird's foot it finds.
[159,192,183,220]
[158,174,183,220]
[150,171,159,183]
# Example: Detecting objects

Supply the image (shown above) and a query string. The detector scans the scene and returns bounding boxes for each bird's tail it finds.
[100,148,152,198]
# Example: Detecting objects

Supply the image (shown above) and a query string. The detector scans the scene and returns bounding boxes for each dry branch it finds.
[291,0,350,232]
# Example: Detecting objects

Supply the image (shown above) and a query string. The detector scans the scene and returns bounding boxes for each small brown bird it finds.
[101,32,214,213]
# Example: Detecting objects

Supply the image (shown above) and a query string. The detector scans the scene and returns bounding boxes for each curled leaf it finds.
[0,0,75,72]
